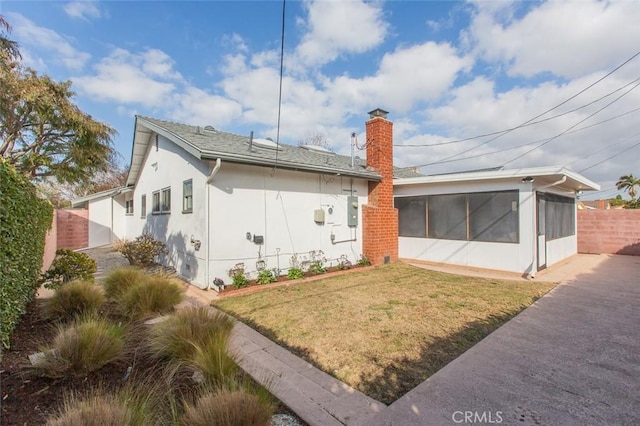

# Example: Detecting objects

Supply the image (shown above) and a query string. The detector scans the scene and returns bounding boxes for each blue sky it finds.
[3,0,640,199]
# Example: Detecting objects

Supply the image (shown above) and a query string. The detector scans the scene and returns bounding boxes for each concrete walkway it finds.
[370,254,640,425]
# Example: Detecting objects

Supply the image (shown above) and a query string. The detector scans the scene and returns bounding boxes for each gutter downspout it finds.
[531,176,567,279]
[205,158,222,289]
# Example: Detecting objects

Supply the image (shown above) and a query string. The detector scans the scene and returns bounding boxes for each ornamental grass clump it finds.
[119,275,184,319]
[35,317,124,378]
[102,267,148,300]
[148,306,235,362]
[182,389,273,426]
[46,393,132,426]
[46,280,105,322]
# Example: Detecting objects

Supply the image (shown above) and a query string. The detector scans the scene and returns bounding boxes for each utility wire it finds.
[273,0,286,171]
[578,139,640,173]
[409,106,640,168]
[568,132,640,166]
[396,76,640,148]
[502,80,640,166]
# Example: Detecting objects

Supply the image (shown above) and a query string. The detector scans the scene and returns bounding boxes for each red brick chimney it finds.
[362,108,398,265]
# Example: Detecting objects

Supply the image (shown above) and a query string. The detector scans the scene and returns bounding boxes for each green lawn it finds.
[213,262,555,404]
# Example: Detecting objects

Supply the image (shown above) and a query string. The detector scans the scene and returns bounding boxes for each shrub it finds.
[35,317,124,377]
[46,280,105,321]
[357,255,372,267]
[337,254,352,270]
[227,263,248,289]
[308,250,327,275]
[41,249,97,290]
[46,393,132,426]
[103,267,148,300]
[119,275,184,319]
[287,267,304,280]
[256,269,276,285]
[182,389,273,426]
[114,233,168,267]
[0,160,53,349]
[148,306,235,362]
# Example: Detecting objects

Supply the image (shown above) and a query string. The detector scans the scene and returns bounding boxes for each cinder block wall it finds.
[578,210,640,255]
[56,209,89,250]
[363,109,399,265]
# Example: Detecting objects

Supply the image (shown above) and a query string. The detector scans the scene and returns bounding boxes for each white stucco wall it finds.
[208,163,367,284]
[124,135,210,287]
[88,197,113,248]
[122,134,367,288]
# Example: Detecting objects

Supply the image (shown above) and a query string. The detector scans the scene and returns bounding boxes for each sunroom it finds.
[393,166,599,277]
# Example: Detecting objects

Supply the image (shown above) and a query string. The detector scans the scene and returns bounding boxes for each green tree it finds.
[615,174,640,201]
[0,16,116,185]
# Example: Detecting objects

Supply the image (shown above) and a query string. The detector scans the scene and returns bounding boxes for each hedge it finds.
[0,160,53,349]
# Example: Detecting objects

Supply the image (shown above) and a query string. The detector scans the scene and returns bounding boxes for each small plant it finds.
[182,389,273,426]
[35,317,124,378]
[46,393,132,426]
[114,233,168,267]
[256,269,276,285]
[41,249,97,290]
[308,250,327,275]
[119,276,184,319]
[337,254,352,270]
[287,254,305,279]
[228,263,248,289]
[46,280,105,321]
[103,267,148,300]
[148,306,235,362]
[357,254,372,267]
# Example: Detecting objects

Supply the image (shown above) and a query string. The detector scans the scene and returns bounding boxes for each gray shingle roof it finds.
[136,116,423,181]
[138,116,385,180]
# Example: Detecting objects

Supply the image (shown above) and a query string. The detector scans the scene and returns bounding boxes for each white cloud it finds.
[171,87,242,127]
[73,48,177,106]
[8,13,90,70]
[63,1,102,21]
[222,33,248,52]
[326,42,472,113]
[295,0,388,67]
[467,0,640,78]
[141,49,183,81]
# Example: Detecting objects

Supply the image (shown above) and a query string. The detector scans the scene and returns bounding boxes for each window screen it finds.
[152,191,160,213]
[161,187,171,212]
[545,194,575,240]
[395,196,426,237]
[469,191,519,243]
[183,180,193,213]
[428,194,467,240]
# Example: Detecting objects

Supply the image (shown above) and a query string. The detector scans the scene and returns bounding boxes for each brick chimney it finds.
[362,108,398,265]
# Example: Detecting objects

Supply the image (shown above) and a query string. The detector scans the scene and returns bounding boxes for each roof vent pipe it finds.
[350,132,356,168]
[248,131,254,152]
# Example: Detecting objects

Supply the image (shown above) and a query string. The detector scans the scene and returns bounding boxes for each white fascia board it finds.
[394,165,600,191]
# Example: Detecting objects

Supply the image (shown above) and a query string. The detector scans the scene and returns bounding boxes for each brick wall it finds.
[42,211,57,272]
[362,109,398,265]
[56,209,89,250]
[578,209,640,255]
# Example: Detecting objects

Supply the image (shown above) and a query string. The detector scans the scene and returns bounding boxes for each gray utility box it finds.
[348,196,358,227]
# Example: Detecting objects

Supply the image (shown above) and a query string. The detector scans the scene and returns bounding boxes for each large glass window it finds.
[395,196,426,237]
[396,190,520,243]
[545,194,575,240]
[428,194,467,241]
[469,191,519,243]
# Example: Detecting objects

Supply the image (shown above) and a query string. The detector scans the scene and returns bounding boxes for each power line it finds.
[273,0,286,171]
[568,132,640,166]
[408,106,640,169]
[502,80,640,166]
[412,50,640,162]
[578,139,640,173]
[396,76,640,148]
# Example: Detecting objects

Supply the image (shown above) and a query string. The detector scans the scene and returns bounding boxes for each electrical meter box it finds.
[347,196,358,227]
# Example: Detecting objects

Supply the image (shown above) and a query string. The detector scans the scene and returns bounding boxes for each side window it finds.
[152,191,160,213]
[183,179,193,213]
[161,187,171,213]
[141,194,147,218]
[125,199,134,215]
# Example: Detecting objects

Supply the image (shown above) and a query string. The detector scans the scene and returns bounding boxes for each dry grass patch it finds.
[214,262,555,404]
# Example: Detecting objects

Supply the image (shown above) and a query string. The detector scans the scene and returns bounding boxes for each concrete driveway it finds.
[369,254,640,425]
